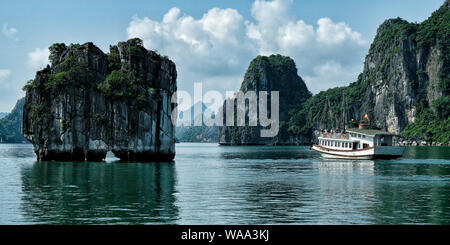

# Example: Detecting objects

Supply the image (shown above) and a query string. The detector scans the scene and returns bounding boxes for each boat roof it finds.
[346,128,400,136]
[317,137,358,142]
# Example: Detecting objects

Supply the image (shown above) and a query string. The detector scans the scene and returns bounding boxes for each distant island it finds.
[0,98,26,143]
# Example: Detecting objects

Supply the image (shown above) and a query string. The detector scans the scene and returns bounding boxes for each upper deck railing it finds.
[320,132,350,140]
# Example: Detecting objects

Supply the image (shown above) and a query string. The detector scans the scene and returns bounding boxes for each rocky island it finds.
[219,55,312,145]
[22,38,177,161]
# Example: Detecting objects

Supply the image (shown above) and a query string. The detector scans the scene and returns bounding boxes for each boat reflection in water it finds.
[310,159,376,224]
[20,160,178,224]
[314,160,375,176]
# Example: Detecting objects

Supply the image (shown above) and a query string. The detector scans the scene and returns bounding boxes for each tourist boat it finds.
[311,127,404,160]
[310,92,404,160]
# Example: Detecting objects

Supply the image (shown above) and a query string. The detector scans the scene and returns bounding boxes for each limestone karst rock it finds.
[22,39,177,161]
[219,55,312,145]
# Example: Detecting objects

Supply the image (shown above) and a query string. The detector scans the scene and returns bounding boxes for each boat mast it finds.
[342,92,346,133]
[325,94,329,130]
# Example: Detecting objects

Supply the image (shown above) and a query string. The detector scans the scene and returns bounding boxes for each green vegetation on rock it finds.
[49,43,67,64]
[402,107,450,144]
[97,70,139,98]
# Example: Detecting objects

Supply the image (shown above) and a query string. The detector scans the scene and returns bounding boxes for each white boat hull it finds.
[311,145,404,160]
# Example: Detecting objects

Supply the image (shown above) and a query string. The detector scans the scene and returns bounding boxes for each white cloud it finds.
[127,7,255,94]
[2,23,18,41]
[304,61,363,93]
[316,17,367,46]
[126,0,368,95]
[27,48,49,70]
[277,20,314,50]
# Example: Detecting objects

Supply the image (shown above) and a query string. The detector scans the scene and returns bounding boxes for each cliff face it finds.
[219,55,312,145]
[356,17,444,133]
[22,39,177,161]
[286,1,449,144]
[349,1,449,136]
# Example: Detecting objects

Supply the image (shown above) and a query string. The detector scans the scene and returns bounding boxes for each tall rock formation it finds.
[22,38,177,161]
[287,0,449,144]
[219,55,312,145]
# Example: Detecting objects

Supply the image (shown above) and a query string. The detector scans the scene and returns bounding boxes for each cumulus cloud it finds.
[304,61,363,93]
[126,0,368,94]
[27,48,49,70]
[316,17,366,46]
[2,23,18,41]
[127,7,255,93]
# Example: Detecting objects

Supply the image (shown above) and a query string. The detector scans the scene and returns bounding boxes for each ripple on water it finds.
[0,143,450,224]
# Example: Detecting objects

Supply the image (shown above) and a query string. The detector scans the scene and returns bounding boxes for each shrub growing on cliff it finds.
[433,96,450,118]
[402,107,450,144]
[49,43,67,64]
[108,48,121,71]
[46,71,68,92]
[61,118,71,132]
[97,70,139,98]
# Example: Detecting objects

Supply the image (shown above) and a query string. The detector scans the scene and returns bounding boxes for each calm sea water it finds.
[0,143,449,225]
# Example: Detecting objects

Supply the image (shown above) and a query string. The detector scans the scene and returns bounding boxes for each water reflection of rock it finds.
[20,161,178,224]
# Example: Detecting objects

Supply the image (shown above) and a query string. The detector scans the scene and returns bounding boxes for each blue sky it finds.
[0,0,444,112]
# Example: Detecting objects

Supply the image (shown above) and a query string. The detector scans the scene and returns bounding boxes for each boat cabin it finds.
[317,128,399,151]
